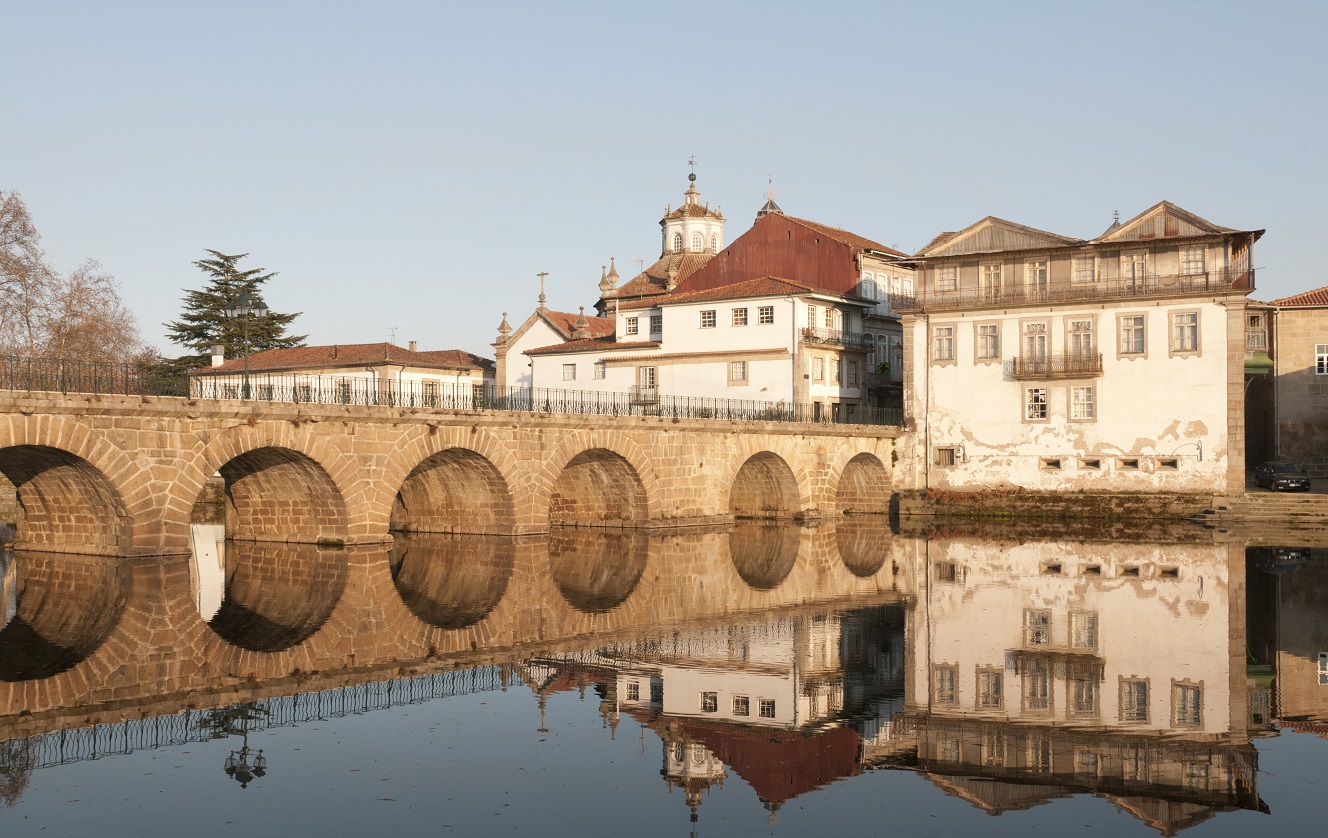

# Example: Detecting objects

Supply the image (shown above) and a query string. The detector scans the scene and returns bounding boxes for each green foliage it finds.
[162,250,306,371]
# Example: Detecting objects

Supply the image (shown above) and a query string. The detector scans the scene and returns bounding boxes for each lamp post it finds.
[223,731,268,789]
[223,292,268,400]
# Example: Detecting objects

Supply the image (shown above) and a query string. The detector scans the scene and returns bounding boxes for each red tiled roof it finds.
[665,203,724,219]
[525,338,661,356]
[194,342,493,375]
[618,276,849,310]
[785,215,906,257]
[1272,285,1328,307]
[610,253,714,301]
[541,309,615,339]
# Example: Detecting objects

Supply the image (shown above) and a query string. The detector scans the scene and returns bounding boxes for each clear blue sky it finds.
[4,0,1323,359]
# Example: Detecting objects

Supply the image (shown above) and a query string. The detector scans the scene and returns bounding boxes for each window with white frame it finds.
[759,698,776,718]
[1121,679,1149,722]
[1025,609,1051,646]
[1173,312,1199,352]
[1071,678,1098,717]
[1026,259,1050,296]
[891,276,902,295]
[903,276,914,295]
[807,305,817,327]
[700,310,716,328]
[710,234,718,251]
[758,305,774,324]
[691,232,703,252]
[729,360,747,382]
[812,357,824,380]
[830,358,841,383]
[1182,245,1206,276]
[1247,314,1266,349]
[672,233,683,252]
[1120,315,1145,354]
[1024,659,1051,711]
[1071,611,1098,649]
[593,361,606,380]
[732,307,748,326]
[938,265,958,291]
[1318,652,1328,685]
[733,695,750,716]
[826,308,839,329]
[1071,386,1095,420]
[1026,387,1048,420]
[1073,256,1096,283]
[982,263,1002,297]
[1070,319,1094,355]
[1024,322,1048,359]
[626,681,639,701]
[978,668,1003,709]
[626,317,639,335]
[701,691,718,712]
[1173,683,1202,726]
[860,274,876,300]
[562,364,576,381]
[650,314,662,334]
[933,447,958,467]
[933,666,958,705]
[978,324,1000,360]
[934,326,955,361]
[1316,345,1328,375]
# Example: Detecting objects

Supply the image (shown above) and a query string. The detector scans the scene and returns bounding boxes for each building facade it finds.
[1264,286,1328,473]
[898,201,1262,495]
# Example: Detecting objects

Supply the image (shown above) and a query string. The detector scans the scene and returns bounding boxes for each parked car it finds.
[1254,461,1312,492]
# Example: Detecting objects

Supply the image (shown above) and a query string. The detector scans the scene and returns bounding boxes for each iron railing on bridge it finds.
[0,354,903,427]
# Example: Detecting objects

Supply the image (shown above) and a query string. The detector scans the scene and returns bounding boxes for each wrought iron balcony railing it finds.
[801,327,876,352]
[890,268,1254,314]
[1010,353,1103,379]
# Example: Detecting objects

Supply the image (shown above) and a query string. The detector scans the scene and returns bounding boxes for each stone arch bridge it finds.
[0,392,899,555]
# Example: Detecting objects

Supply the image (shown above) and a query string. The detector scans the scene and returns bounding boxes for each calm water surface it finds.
[1,522,1325,836]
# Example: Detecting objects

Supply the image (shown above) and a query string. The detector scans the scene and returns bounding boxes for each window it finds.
[562,364,576,381]
[1173,312,1199,352]
[294,383,312,403]
[1026,259,1049,297]
[729,361,747,382]
[825,308,837,329]
[1247,314,1266,350]
[1029,735,1051,772]
[651,682,663,704]
[1118,457,1140,470]
[732,307,748,326]
[701,691,718,712]
[647,314,662,335]
[672,232,683,252]
[626,681,640,701]
[1024,322,1047,359]
[1319,652,1328,685]
[933,666,958,705]
[758,698,776,718]
[1120,315,1145,354]
[1071,612,1098,648]
[339,379,354,405]
[981,263,1002,298]
[934,447,958,467]
[691,232,703,252]
[860,274,876,300]
[710,234,718,251]
[978,668,1003,709]
[938,738,961,762]
[846,361,858,385]
[807,305,817,327]
[977,324,1000,360]
[934,326,955,361]
[812,357,824,380]
[1121,679,1149,722]
[1023,660,1051,711]
[1025,610,1051,646]
[733,695,750,716]
[1026,387,1048,420]
[938,265,958,291]
[1075,750,1101,779]
[1073,256,1095,283]
[1157,457,1179,470]
[830,359,841,383]
[626,317,639,335]
[1071,386,1095,420]
[1173,683,1202,726]
[1071,678,1098,717]
[1182,245,1206,276]
[700,310,716,328]
[758,305,774,325]
[1316,345,1328,375]
[638,365,656,388]
[1069,319,1093,356]
[593,361,606,380]
[934,562,959,582]
[1123,746,1148,782]
[983,732,1006,766]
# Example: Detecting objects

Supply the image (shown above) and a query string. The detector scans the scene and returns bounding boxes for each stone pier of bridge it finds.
[0,392,899,555]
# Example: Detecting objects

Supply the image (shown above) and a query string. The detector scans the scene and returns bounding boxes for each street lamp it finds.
[223,737,268,789]
[223,292,268,400]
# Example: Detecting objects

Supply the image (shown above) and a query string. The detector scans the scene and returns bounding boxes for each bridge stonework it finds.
[0,393,898,555]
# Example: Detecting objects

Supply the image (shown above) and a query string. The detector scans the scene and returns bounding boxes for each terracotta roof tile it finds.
[665,203,724,219]
[785,215,906,257]
[525,338,661,356]
[194,342,493,375]
[1272,285,1328,307]
[619,276,847,309]
[609,252,714,301]
[541,309,615,338]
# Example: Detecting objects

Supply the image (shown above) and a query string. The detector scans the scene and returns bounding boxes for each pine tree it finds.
[163,250,305,372]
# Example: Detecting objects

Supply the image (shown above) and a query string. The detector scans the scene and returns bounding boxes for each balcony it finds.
[891,268,1254,314]
[1010,353,1102,379]
[629,385,658,405]
[801,327,875,352]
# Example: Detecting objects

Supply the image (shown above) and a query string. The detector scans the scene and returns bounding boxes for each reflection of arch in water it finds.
[0,446,129,551]
[548,530,649,613]
[207,541,348,652]
[389,533,516,629]
[549,449,648,527]
[729,453,801,520]
[0,551,128,682]
[836,453,891,515]
[220,447,348,543]
[392,449,515,535]
[835,517,891,577]
[728,522,800,590]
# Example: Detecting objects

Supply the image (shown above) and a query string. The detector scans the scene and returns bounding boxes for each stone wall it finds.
[1272,307,1328,474]
[897,488,1220,522]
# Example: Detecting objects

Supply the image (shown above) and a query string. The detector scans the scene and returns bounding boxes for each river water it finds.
[0,520,1324,836]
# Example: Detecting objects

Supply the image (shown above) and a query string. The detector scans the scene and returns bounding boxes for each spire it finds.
[756,175,784,219]
[607,256,619,282]
[537,271,548,310]
[571,306,591,340]
[496,311,511,341]
[598,264,611,294]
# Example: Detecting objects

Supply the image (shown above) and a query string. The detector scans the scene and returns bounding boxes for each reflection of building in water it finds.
[1247,547,1328,724]
[189,524,226,622]
[892,537,1261,834]
[1,549,17,631]
[532,605,906,820]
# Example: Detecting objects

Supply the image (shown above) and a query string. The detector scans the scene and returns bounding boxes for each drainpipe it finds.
[922,312,931,491]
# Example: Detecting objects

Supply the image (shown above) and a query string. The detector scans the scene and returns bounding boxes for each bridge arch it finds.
[389,533,515,629]
[835,452,891,515]
[727,522,800,590]
[0,445,130,552]
[548,530,649,613]
[835,517,891,577]
[391,448,514,535]
[538,433,659,528]
[729,451,803,520]
[204,542,349,652]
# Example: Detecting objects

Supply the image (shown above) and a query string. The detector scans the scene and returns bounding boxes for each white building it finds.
[900,201,1262,494]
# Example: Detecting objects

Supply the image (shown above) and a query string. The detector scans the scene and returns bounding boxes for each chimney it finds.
[408,340,418,352]
[211,345,225,368]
